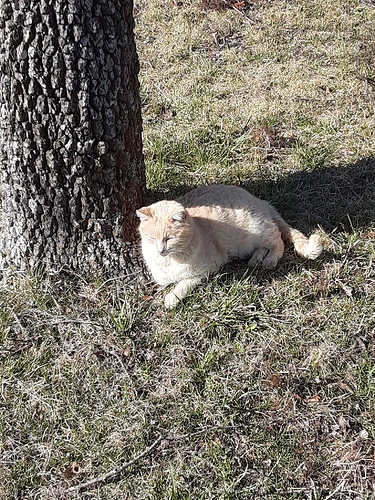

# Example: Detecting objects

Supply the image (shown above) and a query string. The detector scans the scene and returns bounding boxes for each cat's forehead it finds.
[152,200,183,219]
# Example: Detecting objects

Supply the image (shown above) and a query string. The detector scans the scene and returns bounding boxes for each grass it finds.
[1,0,375,498]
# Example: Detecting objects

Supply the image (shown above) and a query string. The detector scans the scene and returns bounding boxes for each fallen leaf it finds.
[267,373,281,388]
[122,344,132,357]
[62,462,82,480]
[71,462,82,474]
[305,394,320,404]
[337,381,354,394]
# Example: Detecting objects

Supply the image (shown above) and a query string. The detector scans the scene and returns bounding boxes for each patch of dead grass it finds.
[1,0,375,498]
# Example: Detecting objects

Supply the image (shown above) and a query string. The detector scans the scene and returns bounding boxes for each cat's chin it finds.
[158,247,186,257]
[154,248,189,263]
[157,249,177,259]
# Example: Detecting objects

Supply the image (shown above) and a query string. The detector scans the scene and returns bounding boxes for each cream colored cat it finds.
[136,185,322,309]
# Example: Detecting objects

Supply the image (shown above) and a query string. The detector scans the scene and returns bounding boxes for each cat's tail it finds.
[273,212,323,260]
[282,227,323,260]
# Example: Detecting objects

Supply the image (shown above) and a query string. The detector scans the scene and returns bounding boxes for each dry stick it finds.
[67,435,163,493]
[221,0,256,24]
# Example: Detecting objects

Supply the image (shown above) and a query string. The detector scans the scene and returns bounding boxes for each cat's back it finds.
[179,185,247,207]
[179,185,264,220]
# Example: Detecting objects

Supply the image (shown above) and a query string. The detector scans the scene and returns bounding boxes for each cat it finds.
[136,185,323,309]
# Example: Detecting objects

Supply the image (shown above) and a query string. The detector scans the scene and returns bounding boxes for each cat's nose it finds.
[156,243,167,255]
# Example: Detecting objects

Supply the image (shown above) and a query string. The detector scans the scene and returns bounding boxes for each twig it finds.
[67,435,163,493]
[221,0,256,24]
[323,470,351,500]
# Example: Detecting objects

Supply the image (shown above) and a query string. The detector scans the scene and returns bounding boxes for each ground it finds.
[1,0,375,498]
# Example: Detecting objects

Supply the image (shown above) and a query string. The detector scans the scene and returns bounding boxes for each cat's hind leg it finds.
[262,237,284,269]
[247,237,285,270]
[165,277,202,309]
[247,248,269,267]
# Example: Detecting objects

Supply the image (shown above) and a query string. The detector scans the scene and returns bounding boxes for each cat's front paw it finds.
[164,291,180,309]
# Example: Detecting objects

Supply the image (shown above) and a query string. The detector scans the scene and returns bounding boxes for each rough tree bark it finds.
[0,0,146,277]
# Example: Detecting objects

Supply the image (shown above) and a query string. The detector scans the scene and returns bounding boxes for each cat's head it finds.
[136,200,191,256]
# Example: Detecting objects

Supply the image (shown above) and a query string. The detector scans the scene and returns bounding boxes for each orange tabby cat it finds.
[137,185,322,309]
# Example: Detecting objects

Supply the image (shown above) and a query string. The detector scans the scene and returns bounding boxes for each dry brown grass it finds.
[1,0,375,498]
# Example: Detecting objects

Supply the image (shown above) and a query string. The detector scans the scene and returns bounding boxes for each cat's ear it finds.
[136,207,153,221]
[171,210,187,225]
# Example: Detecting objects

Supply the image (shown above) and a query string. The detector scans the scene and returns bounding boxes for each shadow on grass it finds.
[245,156,375,234]
[147,156,375,235]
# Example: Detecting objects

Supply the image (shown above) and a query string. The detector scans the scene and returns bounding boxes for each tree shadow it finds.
[242,156,375,235]
[147,156,375,235]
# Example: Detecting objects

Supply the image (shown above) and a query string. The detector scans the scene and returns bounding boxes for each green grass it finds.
[1,0,375,498]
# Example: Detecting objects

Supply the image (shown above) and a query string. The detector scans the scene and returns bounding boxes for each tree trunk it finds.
[0,0,146,277]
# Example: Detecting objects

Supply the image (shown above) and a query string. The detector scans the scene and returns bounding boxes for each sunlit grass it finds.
[1,0,375,498]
